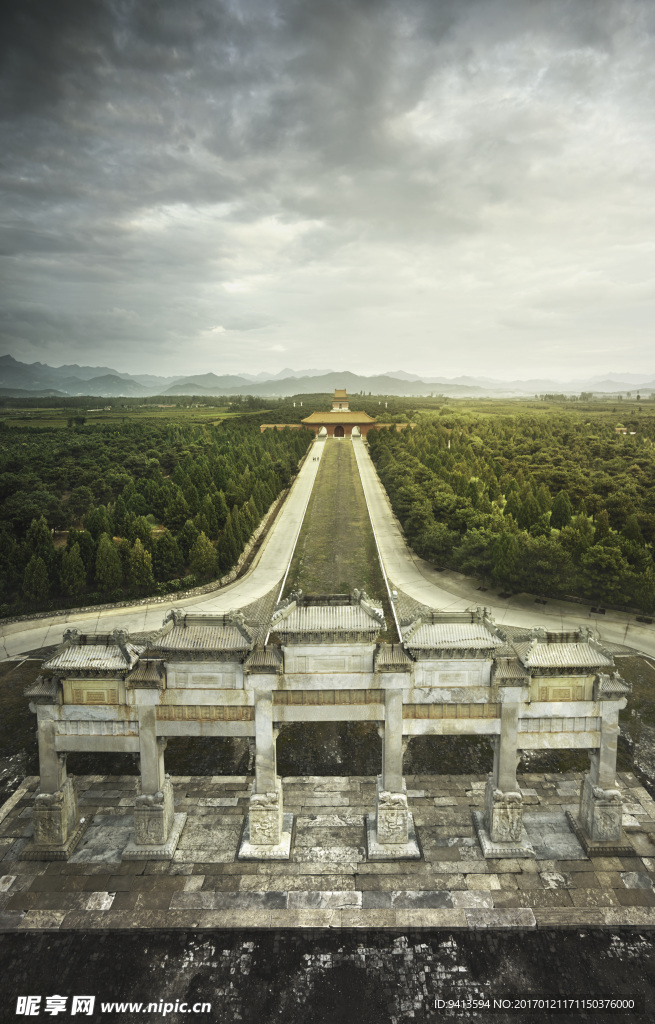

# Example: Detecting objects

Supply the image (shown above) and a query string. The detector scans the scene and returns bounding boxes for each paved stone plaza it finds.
[1,770,655,931]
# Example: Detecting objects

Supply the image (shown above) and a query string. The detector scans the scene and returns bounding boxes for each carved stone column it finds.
[485,697,523,843]
[367,689,420,859]
[377,689,408,842]
[573,702,630,854]
[123,706,186,859]
[24,715,87,860]
[473,687,534,858]
[239,690,292,858]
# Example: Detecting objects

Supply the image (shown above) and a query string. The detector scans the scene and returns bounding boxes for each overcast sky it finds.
[2,0,655,380]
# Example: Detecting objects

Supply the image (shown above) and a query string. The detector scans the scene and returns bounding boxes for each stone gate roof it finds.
[147,609,255,655]
[270,590,385,641]
[514,639,614,669]
[42,629,143,675]
[301,410,377,424]
[401,610,502,652]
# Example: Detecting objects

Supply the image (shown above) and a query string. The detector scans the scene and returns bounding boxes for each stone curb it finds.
[3,909,655,932]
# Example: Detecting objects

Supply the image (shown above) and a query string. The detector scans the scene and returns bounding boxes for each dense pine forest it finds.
[4,395,655,618]
[0,417,313,616]
[368,409,655,613]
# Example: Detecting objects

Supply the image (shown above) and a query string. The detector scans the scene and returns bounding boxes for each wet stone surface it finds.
[1,771,655,931]
[2,772,655,1021]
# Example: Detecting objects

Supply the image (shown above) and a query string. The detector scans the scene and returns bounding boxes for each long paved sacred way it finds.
[1,435,655,931]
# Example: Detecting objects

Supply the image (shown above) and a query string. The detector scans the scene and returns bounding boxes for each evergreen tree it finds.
[580,543,630,605]
[486,477,501,502]
[491,533,520,589]
[521,535,573,596]
[232,506,248,549]
[95,533,123,593]
[535,483,552,513]
[636,565,655,614]
[67,529,96,581]
[623,514,644,546]
[23,555,49,603]
[477,492,493,515]
[68,486,95,521]
[258,482,274,512]
[594,509,610,541]
[112,495,128,536]
[152,530,183,580]
[451,528,494,578]
[530,513,551,539]
[213,489,229,529]
[464,480,479,508]
[164,487,190,532]
[550,490,573,530]
[503,492,521,521]
[0,531,17,598]
[189,531,218,580]
[240,500,255,536]
[129,538,154,594]
[200,494,219,538]
[127,491,148,516]
[218,511,239,571]
[8,540,30,591]
[85,505,114,541]
[117,538,131,580]
[247,495,260,527]
[517,493,541,531]
[61,543,86,596]
[26,516,55,561]
[422,522,456,563]
[177,519,200,562]
[128,515,153,551]
[184,481,200,515]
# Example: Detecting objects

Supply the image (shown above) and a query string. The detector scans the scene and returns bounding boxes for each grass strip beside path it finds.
[284,440,391,614]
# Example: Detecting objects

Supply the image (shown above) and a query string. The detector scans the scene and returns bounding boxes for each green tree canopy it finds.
[129,538,154,594]
[189,531,218,580]
[23,555,49,603]
[152,530,183,581]
[550,490,573,530]
[61,543,86,597]
[95,533,123,594]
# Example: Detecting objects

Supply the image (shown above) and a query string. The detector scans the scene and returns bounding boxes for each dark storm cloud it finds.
[1,0,655,375]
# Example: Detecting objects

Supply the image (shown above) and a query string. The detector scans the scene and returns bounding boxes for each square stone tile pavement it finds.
[1,772,654,930]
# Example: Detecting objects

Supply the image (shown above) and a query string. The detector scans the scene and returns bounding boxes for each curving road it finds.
[3,435,655,661]
[0,441,326,659]
[352,437,655,660]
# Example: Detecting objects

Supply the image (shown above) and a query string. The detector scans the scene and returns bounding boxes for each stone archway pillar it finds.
[122,705,186,860]
[134,707,174,846]
[368,690,420,859]
[564,683,631,855]
[239,689,292,858]
[484,696,523,842]
[473,686,534,858]
[579,705,623,842]
[28,713,85,859]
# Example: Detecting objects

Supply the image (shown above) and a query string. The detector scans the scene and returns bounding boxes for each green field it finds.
[0,405,267,429]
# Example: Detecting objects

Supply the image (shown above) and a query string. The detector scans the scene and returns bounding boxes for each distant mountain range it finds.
[1,354,654,400]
